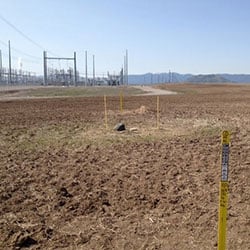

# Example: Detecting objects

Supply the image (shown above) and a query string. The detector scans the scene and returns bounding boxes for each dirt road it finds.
[133,85,177,95]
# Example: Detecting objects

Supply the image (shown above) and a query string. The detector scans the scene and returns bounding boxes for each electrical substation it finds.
[0,40,129,86]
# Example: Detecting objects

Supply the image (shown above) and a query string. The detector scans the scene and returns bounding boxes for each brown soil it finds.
[0,84,249,249]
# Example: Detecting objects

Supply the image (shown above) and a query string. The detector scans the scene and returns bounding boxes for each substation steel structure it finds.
[43,51,77,86]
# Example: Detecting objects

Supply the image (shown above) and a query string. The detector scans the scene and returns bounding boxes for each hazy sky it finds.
[1,0,250,75]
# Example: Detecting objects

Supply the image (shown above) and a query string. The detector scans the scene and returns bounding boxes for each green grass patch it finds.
[0,86,146,98]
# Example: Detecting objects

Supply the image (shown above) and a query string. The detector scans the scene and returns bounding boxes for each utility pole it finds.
[43,51,47,85]
[0,49,2,81]
[93,54,95,85]
[8,40,12,84]
[126,49,128,85]
[124,55,126,85]
[74,52,77,86]
[85,50,88,86]
[123,50,128,85]
[120,67,123,85]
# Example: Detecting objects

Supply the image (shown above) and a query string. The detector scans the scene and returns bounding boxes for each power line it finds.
[0,14,44,50]
[0,39,40,61]
[11,47,40,61]
[0,14,59,57]
[0,41,41,65]
[1,51,40,65]
[0,39,8,47]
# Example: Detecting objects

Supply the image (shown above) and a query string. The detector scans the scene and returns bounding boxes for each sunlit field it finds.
[0,84,249,249]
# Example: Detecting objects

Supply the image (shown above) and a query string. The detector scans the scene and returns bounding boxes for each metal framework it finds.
[43,51,77,85]
[0,49,2,80]
[123,49,128,85]
[8,40,12,84]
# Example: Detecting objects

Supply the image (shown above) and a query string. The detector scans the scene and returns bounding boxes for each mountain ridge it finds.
[128,73,250,84]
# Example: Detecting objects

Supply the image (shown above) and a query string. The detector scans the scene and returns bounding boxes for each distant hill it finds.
[186,74,230,83]
[128,73,250,84]
[128,73,191,85]
[221,74,250,83]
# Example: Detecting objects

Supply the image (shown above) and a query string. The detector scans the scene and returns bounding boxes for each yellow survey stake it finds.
[218,130,230,250]
[222,130,230,145]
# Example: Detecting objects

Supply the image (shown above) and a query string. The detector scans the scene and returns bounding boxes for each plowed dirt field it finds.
[0,84,249,249]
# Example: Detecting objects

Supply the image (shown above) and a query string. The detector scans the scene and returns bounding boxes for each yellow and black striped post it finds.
[217,130,230,250]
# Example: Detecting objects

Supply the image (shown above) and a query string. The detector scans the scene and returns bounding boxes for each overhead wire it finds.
[0,14,60,57]
[0,50,40,66]
[0,39,8,47]
[0,39,41,64]
[11,47,41,61]
[0,14,80,78]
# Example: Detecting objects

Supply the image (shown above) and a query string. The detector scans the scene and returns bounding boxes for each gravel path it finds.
[132,85,177,95]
